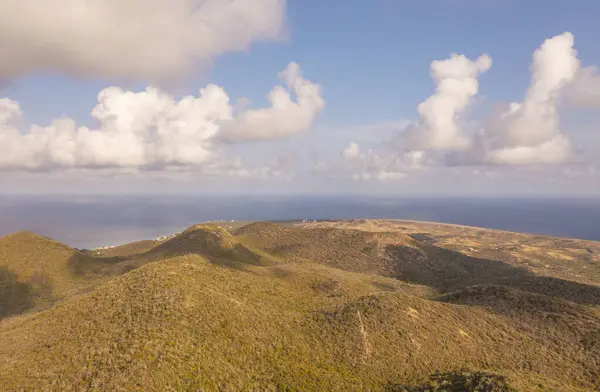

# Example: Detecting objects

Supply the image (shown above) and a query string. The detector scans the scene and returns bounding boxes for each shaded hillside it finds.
[236,222,415,275]
[1,253,428,391]
[0,224,281,319]
[439,285,600,382]
[140,224,279,268]
[387,244,600,306]
[238,223,600,306]
[312,292,598,391]
[387,370,517,392]
[0,266,42,318]
[307,219,600,287]
[0,232,127,316]
[2,252,599,391]
[1,221,600,391]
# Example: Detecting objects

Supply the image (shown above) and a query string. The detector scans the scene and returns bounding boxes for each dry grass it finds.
[306,219,600,287]
[0,231,125,316]
[87,239,160,258]
[236,222,416,275]
[0,221,599,391]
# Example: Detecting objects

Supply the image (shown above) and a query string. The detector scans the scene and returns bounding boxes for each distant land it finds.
[1,195,600,249]
[1,219,599,391]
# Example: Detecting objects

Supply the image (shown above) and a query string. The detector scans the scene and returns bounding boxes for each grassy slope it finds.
[0,224,264,317]
[307,219,600,287]
[0,252,430,391]
[0,232,126,316]
[0,223,599,391]
[141,224,280,267]
[87,239,160,258]
[239,223,600,306]
[235,222,417,275]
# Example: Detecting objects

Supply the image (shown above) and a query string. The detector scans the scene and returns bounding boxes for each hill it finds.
[306,219,600,287]
[0,220,599,391]
[0,231,127,317]
[86,239,161,258]
[238,222,600,306]
[235,222,416,275]
[0,224,271,318]
[141,224,279,267]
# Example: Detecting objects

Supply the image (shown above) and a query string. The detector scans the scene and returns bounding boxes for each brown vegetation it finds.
[0,221,598,391]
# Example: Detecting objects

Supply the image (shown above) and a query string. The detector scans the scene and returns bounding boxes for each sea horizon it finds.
[1,194,599,249]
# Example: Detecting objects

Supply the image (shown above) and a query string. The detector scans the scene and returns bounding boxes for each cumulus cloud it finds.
[0,63,321,171]
[204,157,291,180]
[390,32,595,169]
[406,31,589,168]
[0,86,230,170]
[0,0,285,83]
[342,142,361,160]
[218,62,325,142]
[335,141,429,182]
[401,53,492,151]
[484,135,572,165]
[565,66,600,109]
[479,32,580,165]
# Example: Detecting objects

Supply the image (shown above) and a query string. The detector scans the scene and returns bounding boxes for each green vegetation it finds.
[0,231,126,314]
[86,239,160,258]
[0,221,599,391]
[387,370,517,392]
[142,223,280,267]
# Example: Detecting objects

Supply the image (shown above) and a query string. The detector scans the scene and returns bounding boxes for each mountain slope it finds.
[236,222,416,275]
[238,223,600,306]
[88,239,160,258]
[0,231,125,316]
[139,223,280,267]
[1,221,599,391]
[1,255,597,391]
[313,291,598,391]
[0,224,270,318]
[307,219,600,288]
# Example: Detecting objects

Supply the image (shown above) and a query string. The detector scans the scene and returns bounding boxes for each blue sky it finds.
[1,0,600,195]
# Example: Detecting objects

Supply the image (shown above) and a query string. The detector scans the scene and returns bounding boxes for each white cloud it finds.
[349,120,412,133]
[342,142,361,160]
[335,142,427,182]
[204,157,291,180]
[0,0,285,84]
[390,32,594,169]
[0,63,321,171]
[485,135,572,166]
[369,170,407,182]
[479,32,579,165]
[401,53,492,151]
[565,66,600,109]
[405,150,427,167]
[217,62,324,142]
[0,86,230,170]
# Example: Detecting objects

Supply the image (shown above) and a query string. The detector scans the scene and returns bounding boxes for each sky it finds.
[1,0,600,196]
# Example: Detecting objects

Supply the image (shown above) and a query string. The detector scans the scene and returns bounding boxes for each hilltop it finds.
[0,231,129,317]
[0,221,599,391]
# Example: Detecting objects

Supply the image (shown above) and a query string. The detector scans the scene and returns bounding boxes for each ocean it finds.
[1,195,598,249]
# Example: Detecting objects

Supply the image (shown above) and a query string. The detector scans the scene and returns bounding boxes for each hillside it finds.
[86,239,161,258]
[307,219,600,287]
[0,231,127,317]
[238,222,600,305]
[1,221,599,391]
[0,224,268,318]
[236,222,416,275]
[141,224,279,267]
